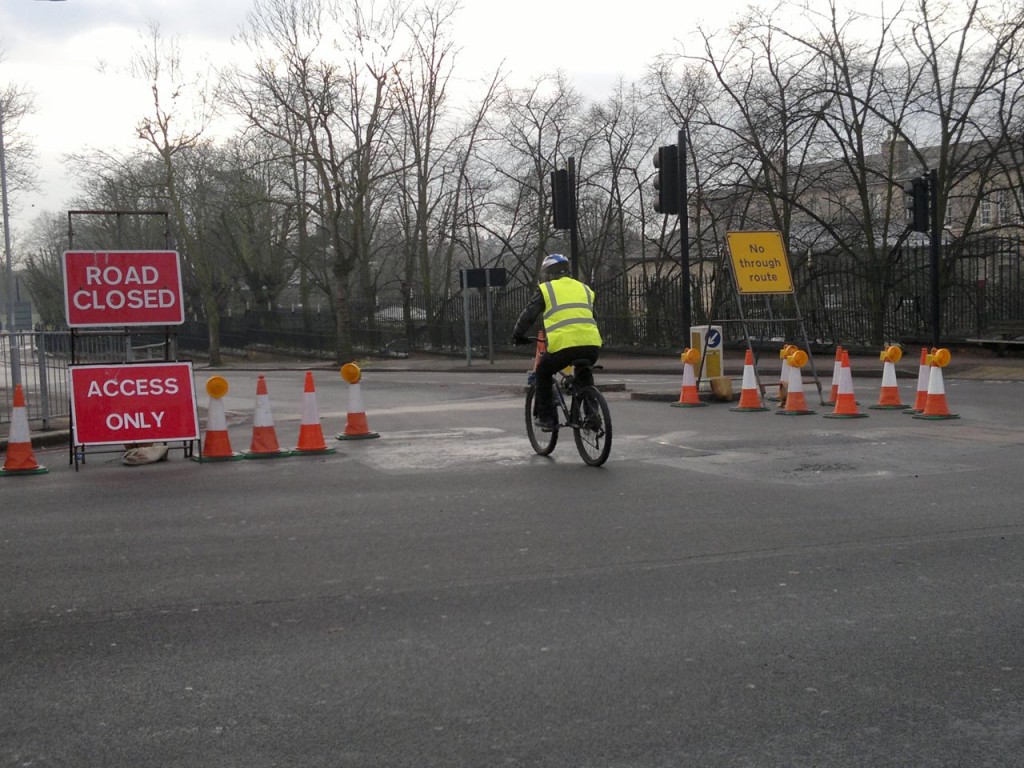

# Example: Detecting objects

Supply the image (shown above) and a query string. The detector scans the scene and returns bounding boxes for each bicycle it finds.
[524,340,613,466]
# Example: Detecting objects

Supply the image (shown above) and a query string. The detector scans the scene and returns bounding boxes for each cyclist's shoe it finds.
[533,415,557,432]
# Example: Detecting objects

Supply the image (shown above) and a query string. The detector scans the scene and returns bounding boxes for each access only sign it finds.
[69,362,199,446]
[63,250,185,327]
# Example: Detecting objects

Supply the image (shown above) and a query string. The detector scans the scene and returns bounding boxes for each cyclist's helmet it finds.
[541,253,570,279]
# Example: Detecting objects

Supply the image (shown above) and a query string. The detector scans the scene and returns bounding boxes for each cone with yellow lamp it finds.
[194,375,243,462]
[823,350,869,419]
[1,385,48,476]
[869,345,907,410]
[770,344,797,402]
[243,375,291,459]
[671,348,708,408]
[730,349,770,412]
[336,363,380,440]
[776,348,816,415]
[292,371,336,455]
[912,347,960,420]
[824,346,843,406]
[904,347,930,414]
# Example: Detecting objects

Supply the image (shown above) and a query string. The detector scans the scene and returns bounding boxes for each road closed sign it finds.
[63,251,185,327]
[725,231,794,294]
[69,362,199,446]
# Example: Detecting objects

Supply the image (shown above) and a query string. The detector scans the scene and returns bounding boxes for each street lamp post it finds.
[0,98,23,386]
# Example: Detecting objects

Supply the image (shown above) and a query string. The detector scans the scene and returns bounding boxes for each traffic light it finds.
[906,175,929,233]
[551,168,571,230]
[653,144,680,215]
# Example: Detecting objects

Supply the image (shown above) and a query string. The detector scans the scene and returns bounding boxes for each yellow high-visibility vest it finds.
[541,277,602,352]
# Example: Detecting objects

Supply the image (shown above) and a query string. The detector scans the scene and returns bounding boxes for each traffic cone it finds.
[731,349,769,412]
[671,348,707,408]
[904,347,930,414]
[770,344,796,402]
[292,371,336,455]
[532,329,547,369]
[776,350,815,415]
[824,346,843,405]
[1,385,48,476]
[195,376,242,462]
[870,345,906,410]
[336,363,380,440]
[913,348,960,420]
[823,350,868,419]
[243,375,290,458]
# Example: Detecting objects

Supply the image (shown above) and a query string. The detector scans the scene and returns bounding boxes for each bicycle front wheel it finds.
[525,383,558,455]
[572,386,612,466]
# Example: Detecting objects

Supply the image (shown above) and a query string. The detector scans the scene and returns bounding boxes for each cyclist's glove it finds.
[512,334,530,346]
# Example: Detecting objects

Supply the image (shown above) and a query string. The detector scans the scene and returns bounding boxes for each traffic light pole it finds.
[568,157,580,280]
[929,168,941,348]
[677,130,691,337]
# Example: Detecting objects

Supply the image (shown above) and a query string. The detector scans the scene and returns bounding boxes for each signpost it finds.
[719,230,822,405]
[460,268,506,366]
[62,248,194,467]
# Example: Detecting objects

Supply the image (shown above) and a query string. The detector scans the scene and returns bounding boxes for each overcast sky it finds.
[1,0,754,241]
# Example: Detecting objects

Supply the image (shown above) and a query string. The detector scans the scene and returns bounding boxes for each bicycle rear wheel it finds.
[525,383,558,455]
[572,386,612,466]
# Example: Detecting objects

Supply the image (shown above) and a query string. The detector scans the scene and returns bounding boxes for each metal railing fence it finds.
[1,331,172,427]
[173,235,1024,360]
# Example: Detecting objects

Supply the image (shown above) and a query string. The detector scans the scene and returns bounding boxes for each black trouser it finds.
[533,345,600,420]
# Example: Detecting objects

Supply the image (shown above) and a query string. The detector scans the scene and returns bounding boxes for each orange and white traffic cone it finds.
[292,371,336,455]
[870,345,906,410]
[671,348,707,408]
[770,344,797,402]
[913,348,960,420]
[1,385,48,476]
[336,363,380,440]
[823,350,869,419]
[904,347,930,414]
[244,375,290,459]
[777,349,815,415]
[731,349,769,412]
[532,330,547,369]
[195,375,242,462]
[824,346,843,406]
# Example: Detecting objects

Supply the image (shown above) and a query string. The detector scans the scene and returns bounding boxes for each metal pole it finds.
[1,100,23,386]
[461,270,472,367]
[485,269,494,363]
[568,157,580,279]
[929,168,941,348]
[37,331,51,430]
[678,128,692,338]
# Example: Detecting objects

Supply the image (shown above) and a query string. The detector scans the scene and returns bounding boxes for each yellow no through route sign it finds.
[725,231,794,294]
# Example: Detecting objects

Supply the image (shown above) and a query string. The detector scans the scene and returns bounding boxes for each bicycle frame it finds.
[524,344,612,466]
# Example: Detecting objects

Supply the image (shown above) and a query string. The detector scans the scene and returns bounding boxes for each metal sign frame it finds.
[702,231,824,407]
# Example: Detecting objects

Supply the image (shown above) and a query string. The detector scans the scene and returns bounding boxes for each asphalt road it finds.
[2,369,1023,767]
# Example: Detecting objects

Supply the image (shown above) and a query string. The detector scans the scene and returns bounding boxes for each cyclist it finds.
[512,253,603,431]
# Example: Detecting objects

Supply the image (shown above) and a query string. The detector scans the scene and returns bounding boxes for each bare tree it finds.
[0,81,36,200]
[214,136,298,315]
[131,23,230,362]
[20,214,67,328]
[228,0,407,363]
[480,72,590,286]
[390,0,503,346]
